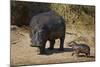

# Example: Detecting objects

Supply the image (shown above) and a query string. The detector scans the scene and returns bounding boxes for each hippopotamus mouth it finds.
[30,38,42,47]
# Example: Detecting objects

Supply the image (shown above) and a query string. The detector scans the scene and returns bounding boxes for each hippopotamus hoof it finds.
[47,47,54,50]
[58,48,64,51]
[39,51,47,55]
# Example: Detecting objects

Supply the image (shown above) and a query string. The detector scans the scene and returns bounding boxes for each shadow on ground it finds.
[39,48,73,55]
[78,55,95,58]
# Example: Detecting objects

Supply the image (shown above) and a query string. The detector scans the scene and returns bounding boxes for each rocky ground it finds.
[10,26,95,66]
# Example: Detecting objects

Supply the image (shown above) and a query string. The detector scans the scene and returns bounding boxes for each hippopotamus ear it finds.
[68,41,77,46]
[68,41,73,45]
[68,42,72,47]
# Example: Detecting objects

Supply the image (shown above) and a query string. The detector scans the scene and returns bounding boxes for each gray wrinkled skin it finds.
[29,11,66,54]
[68,41,90,57]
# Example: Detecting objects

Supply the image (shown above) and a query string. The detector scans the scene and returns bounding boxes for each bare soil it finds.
[10,26,95,66]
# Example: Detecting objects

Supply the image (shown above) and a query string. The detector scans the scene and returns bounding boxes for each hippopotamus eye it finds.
[38,30,45,36]
[38,30,44,33]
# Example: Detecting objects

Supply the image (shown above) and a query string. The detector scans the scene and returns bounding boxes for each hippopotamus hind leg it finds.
[59,35,65,51]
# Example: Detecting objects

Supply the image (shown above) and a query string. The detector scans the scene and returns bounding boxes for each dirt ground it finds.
[10,26,95,66]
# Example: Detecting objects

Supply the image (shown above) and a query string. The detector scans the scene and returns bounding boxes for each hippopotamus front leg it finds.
[48,40,55,50]
[39,41,47,54]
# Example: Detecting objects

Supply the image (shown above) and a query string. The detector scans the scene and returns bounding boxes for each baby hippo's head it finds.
[68,41,77,47]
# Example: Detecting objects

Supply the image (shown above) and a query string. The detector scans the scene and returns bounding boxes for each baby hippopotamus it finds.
[68,41,90,57]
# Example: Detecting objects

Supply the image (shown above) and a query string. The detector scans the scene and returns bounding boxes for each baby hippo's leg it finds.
[72,51,76,56]
[85,52,90,57]
[72,52,74,56]
[75,50,80,57]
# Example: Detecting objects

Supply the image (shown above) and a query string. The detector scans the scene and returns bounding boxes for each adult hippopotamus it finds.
[29,11,66,54]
